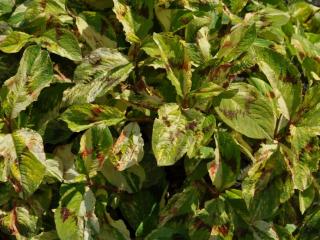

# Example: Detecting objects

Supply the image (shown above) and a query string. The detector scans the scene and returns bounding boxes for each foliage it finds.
[0,0,320,239]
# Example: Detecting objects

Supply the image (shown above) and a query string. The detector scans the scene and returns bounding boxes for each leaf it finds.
[109,122,144,171]
[0,45,54,119]
[214,83,276,139]
[252,220,281,240]
[54,184,99,240]
[119,191,157,231]
[0,0,14,16]
[98,213,131,240]
[101,160,146,193]
[0,206,39,237]
[290,85,320,153]
[0,129,46,197]
[241,144,284,207]
[37,29,82,61]
[0,31,32,53]
[208,131,241,191]
[60,104,124,132]
[31,231,59,240]
[299,185,315,214]
[298,206,320,239]
[253,46,302,120]
[152,33,192,97]
[64,48,134,105]
[280,145,312,191]
[216,23,256,62]
[152,103,192,166]
[79,123,113,177]
[159,184,204,226]
[76,16,117,49]
[230,0,248,13]
[113,0,152,43]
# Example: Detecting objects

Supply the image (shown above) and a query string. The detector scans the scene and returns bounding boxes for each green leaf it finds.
[290,85,320,153]
[215,83,276,139]
[299,185,315,214]
[0,206,39,238]
[79,123,113,177]
[98,213,131,240]
[64,48,134,105]
[297,206,320,239]
[37,29,82,61]
[101,160,146,193]
[152,103,192,166]
[152,33,192,97]
[0,31,32,53]
[60,104,124,132]
[112,0,152,43]
[281,145,312,191]
[216,23,256,62]
[230,0,248,13]
[76,16,117,49]
[31,231,59,240]
[0,0,14,16]
[253,46,302,120]
[109,122,144,171]
[208,131,240,191]
[1,45,53,119]
[242,144,284,207]
[159,184,204,226]
[54,184,99,240]
[0,129,46,197]
[119,191,157,232]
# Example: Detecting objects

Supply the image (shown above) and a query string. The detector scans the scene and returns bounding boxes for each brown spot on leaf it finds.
[222,40,233,49]
[209,162,217,176]
[218,225,229,236]
[193,219,211,230]
[267,91,275,99]
[91,106,103,116]
[170,207,178,215]
[162,116,171,127]
[187,121,197,131]
[113,131,126,151]
[86,211,93,219]
[97,153,105,168]
[182,60,190,71]
[221,109,238,119]
[40,0,47,9]
[60,207,71,222]
[81,147,93,158]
